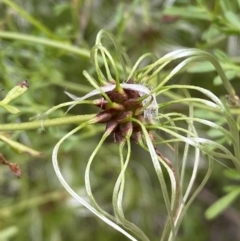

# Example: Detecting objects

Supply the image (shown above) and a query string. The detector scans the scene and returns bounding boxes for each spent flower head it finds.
[49,30,240,241]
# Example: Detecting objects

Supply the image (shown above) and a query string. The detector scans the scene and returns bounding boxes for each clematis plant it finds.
[33,30,240,240]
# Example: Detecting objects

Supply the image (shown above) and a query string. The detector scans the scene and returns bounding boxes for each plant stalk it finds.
[0,114,95,131]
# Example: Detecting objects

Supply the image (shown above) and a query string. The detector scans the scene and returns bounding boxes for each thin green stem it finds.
[0,114,95,131]
[112,139,150,241]
[84,130,115,221]
[0,31,90,58]
[172,157,214,240]
[1,0,58,39]
[0,191,66,216]
[132,118,175,234]
[52,121,138,241]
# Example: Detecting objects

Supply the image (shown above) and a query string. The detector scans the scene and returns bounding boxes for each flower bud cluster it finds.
[95,80,151,144]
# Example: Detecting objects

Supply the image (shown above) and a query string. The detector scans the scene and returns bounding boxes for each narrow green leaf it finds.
[1,104,20,114]
[194,109,223,120]
[1,80,29,105]
[52,123,138,241]
[223,185,240,193]
[213,70,236,85]
[220,0,234,12]
[0,226,18,240]
[224,11,240,30]
[205,189,240,219]
[201,26,221,42]
[163,6,211,21]
[213,49,230,62]
[1,0,58,39]
[0,135,42,156]
[207,129,224,138]
[186,61,215,73]
[53,3,70,16]
[224,169,240,181]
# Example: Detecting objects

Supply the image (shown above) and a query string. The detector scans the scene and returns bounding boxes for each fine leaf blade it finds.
[205,189,240,219]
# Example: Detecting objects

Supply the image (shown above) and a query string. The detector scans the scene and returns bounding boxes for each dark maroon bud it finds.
[137,114,145,123]
[95,111,112,123]
[131,132,142,143]
[114,131,124,143]
[0,153,22,178]
[106,121,118,134]
[18,80,29,88]
[124,89,140,99]
[114,111,133,123]
[124,98,142,111]
[119,122,133,136]
[132,122,141,132]
[114,122,133,143]
[105,102,124,111]
[93,98,108,110]
[107,88,128,104]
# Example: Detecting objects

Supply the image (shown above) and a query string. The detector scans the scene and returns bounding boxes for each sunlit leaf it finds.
[1,104,20,114]
[213,70,237,85]
[163,6,211,20]
[224,11,240,30]
[224,169,240,181]
[0,226,18,240]
[186,61,215,73]
[0,80,29,114]
[0,135,42,157]
[205,189,240,219]
[213,49,230,62]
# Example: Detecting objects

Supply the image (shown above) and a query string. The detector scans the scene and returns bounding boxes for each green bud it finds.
[1,105,20,114]
[0,80,29,105]
[0,134,42,157]
[0,80,29,114]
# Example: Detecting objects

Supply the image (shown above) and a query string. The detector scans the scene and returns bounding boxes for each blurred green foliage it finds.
[0,0,240,240]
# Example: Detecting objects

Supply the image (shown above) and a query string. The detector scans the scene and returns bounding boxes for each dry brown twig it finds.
[0,153,22,177]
